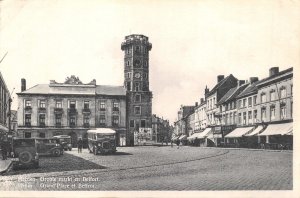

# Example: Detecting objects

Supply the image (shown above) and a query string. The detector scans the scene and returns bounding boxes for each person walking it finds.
[77,138,83,153]
[176,138,180,149]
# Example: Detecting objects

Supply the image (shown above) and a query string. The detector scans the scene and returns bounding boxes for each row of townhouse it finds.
[151,114,173,143]
[0,72,11,138]
[175,67,293,149]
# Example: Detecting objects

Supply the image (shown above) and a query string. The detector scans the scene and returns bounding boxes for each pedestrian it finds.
[176,138,180,149]
[77,138,83,153]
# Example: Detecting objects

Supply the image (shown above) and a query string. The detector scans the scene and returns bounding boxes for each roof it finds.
[206,74,237,97]
[256,67,293,87]
[236,81,259,99]
[96,85,126,96]
[17,84,126,96]
[217,83,249,105]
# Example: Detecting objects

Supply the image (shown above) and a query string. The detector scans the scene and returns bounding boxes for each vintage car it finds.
[35,138,63,157]
[11,138,39,169]
[87,128,117,155]
[53,135,72,151]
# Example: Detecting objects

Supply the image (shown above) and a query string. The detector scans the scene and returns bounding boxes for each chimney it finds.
[21,78,26,92]
[237,80,245,87]
[249,77,259,84]
[205,85,209,95]
[195,102,198,107]
[269,67,279,77]
[200,98,204,104]
[217,75,225,83]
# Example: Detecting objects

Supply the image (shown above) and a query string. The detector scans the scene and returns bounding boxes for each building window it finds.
[130,120,135,128]
[56,100,62,108]
[248,97,252,107]
[84,101,90,109]
[134,82,140,91]
[144,60,148,67]
[55,114,62,126]
[100,101,105,111]
[280,103,287,119]
[291,85,293,96]
[248,111,252,123]
[135,46,140,52]
[134,106,141,115]
[238,113,242,124]
[24,132,31,138]
[39,100,46,108]
[243,99,246,108]
[112,115,119,126]
[253,96,257,105]
[25,114,31,127]
[135,94,141,102]
[270,106,276,120]
[261,107,266,122]
[243,112,246,125]
[25,100,31,108]
[143,73,148,79]
[270,90,276,101]
[140,119,146,128]
[239,100,242,108]
[291,102,293,118]
[230,113,233,125]
[126,60,130,67]
[280,87,286,98]
[113,102,119,112]
[127,72,132,79]
[126,82,131,91]
[213,97,216,108]
[39,133,45,138]
[261,93,266,103]
[99,115,106,125]
[84,115,89,127]
[39,114,45,127]
[69,101,76,109]
[69,115,76,127]
[254,110,257,122]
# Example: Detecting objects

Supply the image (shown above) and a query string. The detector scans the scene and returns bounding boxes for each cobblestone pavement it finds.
[0,146,292,190]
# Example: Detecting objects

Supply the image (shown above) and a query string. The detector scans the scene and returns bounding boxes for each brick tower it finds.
[121,34,153,146]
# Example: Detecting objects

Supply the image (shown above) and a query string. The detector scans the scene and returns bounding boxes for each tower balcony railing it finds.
[68,108,77,115]
[82,108,91,114]
[54,108,63,114]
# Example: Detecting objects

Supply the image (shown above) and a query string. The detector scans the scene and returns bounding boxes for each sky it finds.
[0,0,299,124]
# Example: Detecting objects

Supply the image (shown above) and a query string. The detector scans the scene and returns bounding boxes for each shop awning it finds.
[196,128,212,139]
[244,125,264,136]
[285,130,293,136]
[0,124,8,133]
[187,133,199,140]
[258,122,293,136]
[179,135,187,140]
[171,136,179,141]
[225,127,254,138]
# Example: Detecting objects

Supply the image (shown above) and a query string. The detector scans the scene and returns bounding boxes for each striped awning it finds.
[225,127,254,138]
[244,126,264,136]
[196,128,212,139]
[187,133,199,140]
[258,122,293,136]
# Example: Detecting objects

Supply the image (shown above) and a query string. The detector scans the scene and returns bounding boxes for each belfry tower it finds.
[121,34,153,146]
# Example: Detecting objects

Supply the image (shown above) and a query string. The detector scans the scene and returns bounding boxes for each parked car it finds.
[11,138,39,169]
[36,138,63,157]
[53,135,72,151]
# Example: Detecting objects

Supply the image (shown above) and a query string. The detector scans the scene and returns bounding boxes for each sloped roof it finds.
[236,81,259,99]
[95,85,126,96]
[256,67,293,87]
[218,83,249,105]
[206,74,237,97]
[18,84,126,96]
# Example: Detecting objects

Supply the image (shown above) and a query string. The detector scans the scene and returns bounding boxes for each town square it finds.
[0,0,299,197]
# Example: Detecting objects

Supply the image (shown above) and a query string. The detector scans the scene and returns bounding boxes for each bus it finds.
[52,135,72,151]
[87,128,117,155]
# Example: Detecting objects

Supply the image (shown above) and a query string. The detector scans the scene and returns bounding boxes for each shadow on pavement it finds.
[5,153,106,175]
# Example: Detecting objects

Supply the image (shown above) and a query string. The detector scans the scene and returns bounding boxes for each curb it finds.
[196,146,293,153]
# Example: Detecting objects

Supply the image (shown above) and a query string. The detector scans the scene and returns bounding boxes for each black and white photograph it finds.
[0,0,299,197]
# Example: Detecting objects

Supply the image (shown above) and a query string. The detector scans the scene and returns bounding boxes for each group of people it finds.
[171,138,181,149]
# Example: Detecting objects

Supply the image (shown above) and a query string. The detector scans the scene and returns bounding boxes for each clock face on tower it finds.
[134,73,141,78]
[134,59,141,67]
